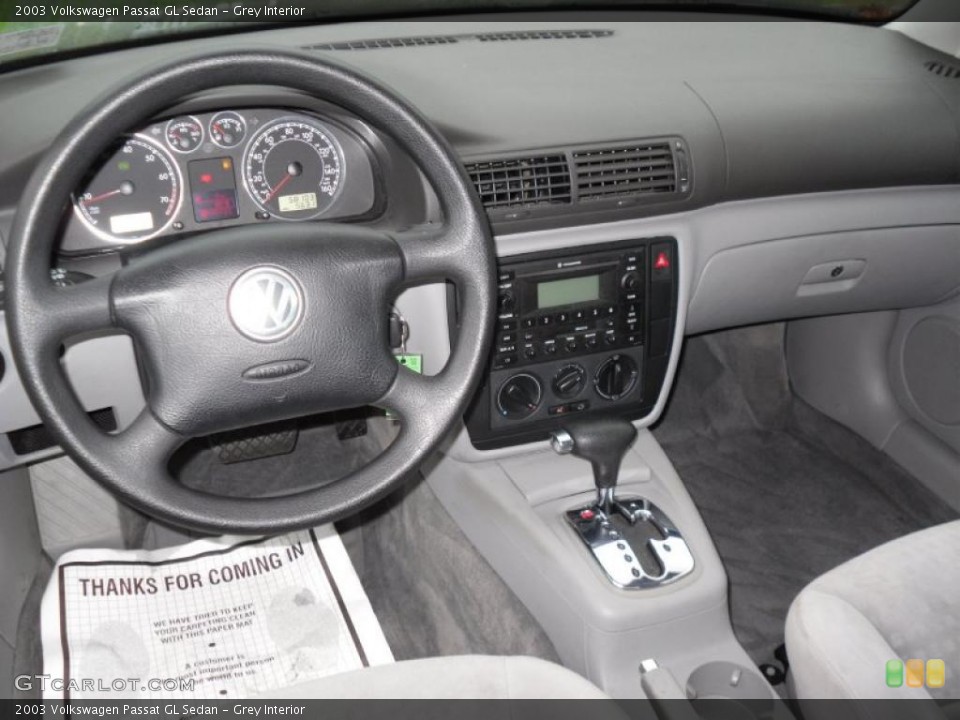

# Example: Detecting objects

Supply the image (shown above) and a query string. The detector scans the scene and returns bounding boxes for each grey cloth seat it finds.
[257,655,613,699]
[786,520,960,703]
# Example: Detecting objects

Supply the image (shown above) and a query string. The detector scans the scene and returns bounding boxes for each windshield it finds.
[0,0,923,70]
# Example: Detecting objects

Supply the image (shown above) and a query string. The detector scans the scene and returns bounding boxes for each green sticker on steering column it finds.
[395,354,423,373]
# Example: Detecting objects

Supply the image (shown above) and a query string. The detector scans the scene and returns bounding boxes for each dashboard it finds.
[2,17,960,469]
[62,107,380,253]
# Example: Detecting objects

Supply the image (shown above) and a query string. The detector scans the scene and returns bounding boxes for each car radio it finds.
[465,237,678,449]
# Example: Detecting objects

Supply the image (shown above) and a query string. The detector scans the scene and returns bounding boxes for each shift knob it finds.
[554,416,638,491]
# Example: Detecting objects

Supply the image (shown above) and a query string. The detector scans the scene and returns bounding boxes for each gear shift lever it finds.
[551,417,637,513]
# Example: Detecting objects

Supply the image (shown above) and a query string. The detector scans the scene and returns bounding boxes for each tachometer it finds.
[73,136,182,244]
[242,118,344,220]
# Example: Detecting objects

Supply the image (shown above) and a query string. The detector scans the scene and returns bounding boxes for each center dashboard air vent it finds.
[573,142,680,200]
[463,138,690,219]
[304,29,612,51]
[464,155,571,209]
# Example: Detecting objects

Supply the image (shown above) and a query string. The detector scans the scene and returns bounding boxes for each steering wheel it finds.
[5,50,495,534]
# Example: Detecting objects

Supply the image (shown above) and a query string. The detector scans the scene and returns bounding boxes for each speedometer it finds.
[242,118,344,220]
[74,136,182,244]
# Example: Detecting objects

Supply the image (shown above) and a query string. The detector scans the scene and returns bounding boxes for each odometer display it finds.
[74,136,181,243]
[242,118,344,220]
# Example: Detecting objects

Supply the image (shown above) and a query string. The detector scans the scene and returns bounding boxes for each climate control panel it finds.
[465,237,678,450]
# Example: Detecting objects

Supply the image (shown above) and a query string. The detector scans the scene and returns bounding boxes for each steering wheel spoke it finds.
[393,224,472,286]
[107,409,186,474]
[35,274,114,347]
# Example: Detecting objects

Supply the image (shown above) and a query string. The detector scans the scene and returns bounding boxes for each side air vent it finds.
[464,155,572,209]
[305,29,612,51]
[573,142,679,201]
[924,60,960,78]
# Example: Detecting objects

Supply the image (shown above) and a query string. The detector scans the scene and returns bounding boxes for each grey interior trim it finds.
[787,303,960,512]
[0,466,42,697]
[0,328,145,471]
[426,429,769,698]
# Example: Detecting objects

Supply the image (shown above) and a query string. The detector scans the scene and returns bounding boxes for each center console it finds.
[465,237,679,449]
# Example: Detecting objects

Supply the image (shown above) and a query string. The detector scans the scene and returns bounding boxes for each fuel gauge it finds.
[209,111,246,149]
[165,116,204,153]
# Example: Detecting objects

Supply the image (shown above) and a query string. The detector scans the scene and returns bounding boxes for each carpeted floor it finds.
[653,323,957,667]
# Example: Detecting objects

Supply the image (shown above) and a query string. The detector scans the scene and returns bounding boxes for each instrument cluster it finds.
[64,108,379,252]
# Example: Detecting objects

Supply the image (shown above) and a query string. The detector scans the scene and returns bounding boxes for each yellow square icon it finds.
[927,660,945,689]
[906,659,925,688]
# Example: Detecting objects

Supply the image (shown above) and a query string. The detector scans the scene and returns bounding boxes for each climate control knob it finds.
[496,373,543,420]
[594,354,639,401]
[553,364,586,399]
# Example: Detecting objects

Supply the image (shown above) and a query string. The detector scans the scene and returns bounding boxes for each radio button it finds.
[493,354,517,370]
[605,305,617,315]
[585,334,599,349]
[556,312,570,324]
[564,337,579,353]
[539,315,553,326]
[573,309,586,321]
[523,344,538,360]
[522,318,536,329]
[604,330,618,346]
[543,341,558,355]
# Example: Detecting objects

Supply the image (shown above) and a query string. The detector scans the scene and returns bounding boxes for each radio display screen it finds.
[537,274,601,309]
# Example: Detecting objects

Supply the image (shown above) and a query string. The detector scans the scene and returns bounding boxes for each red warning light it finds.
[654,251,671,270]
[199,173,214,184]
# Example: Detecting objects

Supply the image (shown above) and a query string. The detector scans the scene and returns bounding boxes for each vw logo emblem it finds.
[228,267,304,342]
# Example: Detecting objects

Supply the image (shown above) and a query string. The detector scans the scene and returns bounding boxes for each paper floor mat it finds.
[40,526,393,700]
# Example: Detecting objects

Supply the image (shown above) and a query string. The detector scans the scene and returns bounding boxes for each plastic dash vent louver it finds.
[475,29,613,42]
[304,29,612,51]
[573,142,678,201]
[305,36,459,51]
[924,60,960,78]
[464,155,572,209]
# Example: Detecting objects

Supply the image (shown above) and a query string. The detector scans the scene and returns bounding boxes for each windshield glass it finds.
[0,0,922,70]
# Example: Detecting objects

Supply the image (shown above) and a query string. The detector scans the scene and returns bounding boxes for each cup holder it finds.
[686,662,778,720]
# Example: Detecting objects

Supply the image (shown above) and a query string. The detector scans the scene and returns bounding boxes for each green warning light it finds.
[886,659,904,688]
[117,160,131,171]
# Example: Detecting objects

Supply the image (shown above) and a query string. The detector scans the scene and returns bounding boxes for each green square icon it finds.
[886,659,904,687]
